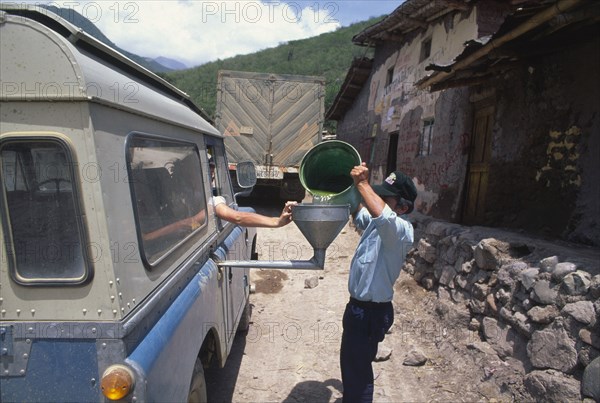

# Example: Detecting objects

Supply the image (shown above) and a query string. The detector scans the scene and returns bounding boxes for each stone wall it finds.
[405,214,600,401]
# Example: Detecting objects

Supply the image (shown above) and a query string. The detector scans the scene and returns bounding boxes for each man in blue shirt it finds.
[341,163,417,403]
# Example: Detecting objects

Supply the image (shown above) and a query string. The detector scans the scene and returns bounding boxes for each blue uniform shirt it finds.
[348,204,414,303]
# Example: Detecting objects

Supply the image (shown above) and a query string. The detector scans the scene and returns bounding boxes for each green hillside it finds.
[164,18,382,126]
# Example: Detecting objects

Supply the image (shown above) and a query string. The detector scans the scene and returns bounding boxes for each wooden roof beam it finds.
[378,32,405,42]
[417,0,584,89]
[442,1,469,12]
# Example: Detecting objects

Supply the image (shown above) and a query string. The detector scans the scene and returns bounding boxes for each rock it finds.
[466,340,496,355]
[375,344,393,362]
[425,221,450,237]
[469,299,486,315]
[482,317,516,359]
[497,267,516,288]
[474,238,509,270]
[459,259,473,274]
[439,239,458,265]
[513,311,533,337]
[450,289,468,304]
[435,299,471,327]
[562,301,596,325]
[468,318,481,331]
[513,289,529,302]
[519,267,539,290]
[417,239,437,263]
[486,293,498,314]
[471,283,488,301]
[498,307,532,337]
[524,370,581,401]
[579,329,600,350]
[499,307,513,322]
[304,275,319,289]
[421,275,435,290]
[527,305,559,324]
[403,349,427,366]
[551,262,577,281]
[438,265,457,287]
[531,280,558,305]
[582,357,600,401]
[496,288,512,305]
[579,345,600,367]
[562,270,592,296]
[455,274,468,289]
[539,256,559,273]
[521,298,534,311]
[589,275,600,299]
[527,321,577,372]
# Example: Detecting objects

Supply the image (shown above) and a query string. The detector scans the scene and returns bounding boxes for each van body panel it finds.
[0,339,100,402]
[0,14,87,100]
[127,259,222,402]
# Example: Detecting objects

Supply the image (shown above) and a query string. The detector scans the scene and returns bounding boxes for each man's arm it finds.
[351,163,385,218]
[215,201,296,228]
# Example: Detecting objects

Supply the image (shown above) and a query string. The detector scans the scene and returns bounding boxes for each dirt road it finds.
[205,199,518,402]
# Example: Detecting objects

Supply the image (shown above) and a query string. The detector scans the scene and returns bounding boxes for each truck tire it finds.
[188,357,207,403]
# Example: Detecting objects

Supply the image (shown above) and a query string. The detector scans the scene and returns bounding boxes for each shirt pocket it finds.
[358,238,377,264]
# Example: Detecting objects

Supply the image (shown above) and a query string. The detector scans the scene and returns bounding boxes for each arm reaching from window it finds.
[215,200,297,228]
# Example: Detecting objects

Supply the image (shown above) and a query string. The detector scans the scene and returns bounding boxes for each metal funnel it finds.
[293,204,349,250]
[217,203,349,270]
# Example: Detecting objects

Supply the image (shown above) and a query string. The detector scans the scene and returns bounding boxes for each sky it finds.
[12,1,401,67]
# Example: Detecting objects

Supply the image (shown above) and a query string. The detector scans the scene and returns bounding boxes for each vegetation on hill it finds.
[164,18,382,127]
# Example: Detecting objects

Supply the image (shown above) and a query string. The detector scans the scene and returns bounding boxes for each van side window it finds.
[127,135,208,266]
[0,139,89,284]
[206,141,233,204]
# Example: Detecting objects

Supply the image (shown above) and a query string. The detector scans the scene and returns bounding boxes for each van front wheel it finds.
[188,357,207,403]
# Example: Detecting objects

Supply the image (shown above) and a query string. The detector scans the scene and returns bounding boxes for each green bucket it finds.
[299,140,362,212]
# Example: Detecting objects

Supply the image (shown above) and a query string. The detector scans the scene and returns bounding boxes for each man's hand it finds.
[350,162,386,218]
[351,162,369,185]
[277,201,298,227]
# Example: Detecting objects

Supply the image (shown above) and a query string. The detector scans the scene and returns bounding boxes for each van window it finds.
[127,135,208,266]
[1,139,88,284]
[206,142,233,204]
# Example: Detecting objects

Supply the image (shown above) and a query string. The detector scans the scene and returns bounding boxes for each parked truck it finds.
[215,70,325,201]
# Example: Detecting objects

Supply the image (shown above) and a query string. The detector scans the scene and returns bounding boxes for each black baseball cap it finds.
[372,171,417,203]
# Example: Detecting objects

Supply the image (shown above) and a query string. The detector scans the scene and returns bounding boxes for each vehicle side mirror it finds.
[236,161,257,189]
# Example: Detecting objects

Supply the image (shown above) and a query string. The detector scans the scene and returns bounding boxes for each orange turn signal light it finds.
[100,364,135,400]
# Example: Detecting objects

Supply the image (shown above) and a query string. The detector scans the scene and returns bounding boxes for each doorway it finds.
[386,132,399,174]
[463,102,494,224]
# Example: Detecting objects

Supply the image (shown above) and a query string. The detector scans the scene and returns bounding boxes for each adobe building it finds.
[327,0,599,246]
